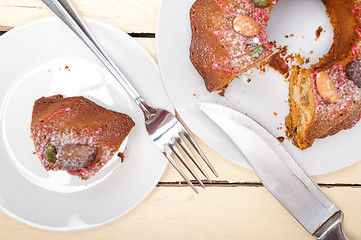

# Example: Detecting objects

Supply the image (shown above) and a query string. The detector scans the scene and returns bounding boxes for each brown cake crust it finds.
[314,0,359,71]
[286,0,361,149]
[287,66,361,150]
[189,0,276,92]
[31,95,135,180]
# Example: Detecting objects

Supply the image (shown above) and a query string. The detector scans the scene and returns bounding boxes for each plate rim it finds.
[155,0,361,176]
[0,16,168,232]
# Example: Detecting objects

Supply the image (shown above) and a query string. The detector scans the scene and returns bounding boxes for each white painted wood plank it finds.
[0,0,159,33]
[1,186,360,239]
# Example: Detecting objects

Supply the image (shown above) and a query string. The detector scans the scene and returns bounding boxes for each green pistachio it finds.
[45,145,56,163]
[253,0,270,8]
[250,45,266,59]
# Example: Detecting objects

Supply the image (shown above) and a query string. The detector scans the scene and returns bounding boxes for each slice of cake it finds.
[189,0,277,92]
[287,62,361,150]
[31,95,135,180]
[285,0,361,149]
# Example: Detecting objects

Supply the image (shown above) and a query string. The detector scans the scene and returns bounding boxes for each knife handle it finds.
[314,211,348,240]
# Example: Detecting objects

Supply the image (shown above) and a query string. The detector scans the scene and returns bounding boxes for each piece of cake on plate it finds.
[189,0,361,149]
[31,95,135,180]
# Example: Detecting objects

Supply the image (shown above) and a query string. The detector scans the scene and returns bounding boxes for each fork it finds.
[41,0,218,193]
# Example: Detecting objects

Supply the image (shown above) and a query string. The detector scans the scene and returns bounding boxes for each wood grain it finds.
[1,187,361,239]
[0,0,159,33]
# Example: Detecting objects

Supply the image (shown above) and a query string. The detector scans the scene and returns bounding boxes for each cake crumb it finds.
[274,112,278,116]
[218,89,226,97]
[257,61,267,72]
[295,54,304,65]
[117,152,125,163]
[246,78,252,83]
[277,136,285,143]
[268,52,289,76]
[315,26,323,39]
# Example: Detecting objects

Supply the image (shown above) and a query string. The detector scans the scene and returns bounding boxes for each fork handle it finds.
[41,0,155,117]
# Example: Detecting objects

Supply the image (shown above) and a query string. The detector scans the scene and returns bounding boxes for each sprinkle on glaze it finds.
[312,2,361,124]
[351,8,361,58]
[32,107,112,177]
[67,155,112,177]
[212,52,250,72]
[214,0,238,17]
[72,128,103,146]
[355,27,361,38]
[67,128,104,177]
[212,0,274,72]
[312,65,360,122]
[329,64,346,87]
[311,71,322,109]
[209,1,361,124]
[254,8,269,26]
[315,6,361,121]
[329,86,356,121]
[352,46,360,59]
[32,107,72,164]
[213,29,248,40]
[352,6,361,15]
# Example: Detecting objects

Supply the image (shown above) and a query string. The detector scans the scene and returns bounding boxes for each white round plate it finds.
[156,0,361,175]
[0,17,172,231]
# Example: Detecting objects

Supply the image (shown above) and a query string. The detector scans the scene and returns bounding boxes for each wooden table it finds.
[1,1,361,239]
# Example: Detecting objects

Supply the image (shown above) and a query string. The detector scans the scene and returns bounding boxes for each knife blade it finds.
[198,103,348,240]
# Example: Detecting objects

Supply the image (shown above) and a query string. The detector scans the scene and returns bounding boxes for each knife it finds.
[198,103,348,240]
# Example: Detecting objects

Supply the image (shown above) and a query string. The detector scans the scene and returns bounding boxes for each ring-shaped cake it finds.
[190,0,361,149]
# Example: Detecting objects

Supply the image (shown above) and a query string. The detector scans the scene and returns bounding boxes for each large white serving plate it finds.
[156,0,361,175]
[0,17,172,231]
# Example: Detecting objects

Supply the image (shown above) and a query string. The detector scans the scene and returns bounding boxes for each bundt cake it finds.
[31,95,135,180]
[189,0,361,149]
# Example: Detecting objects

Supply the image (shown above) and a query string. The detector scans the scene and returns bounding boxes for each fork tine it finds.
[175,135,212,182]
[162,146,199,194]
[169,143,205,189]
[181,129,219,178]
